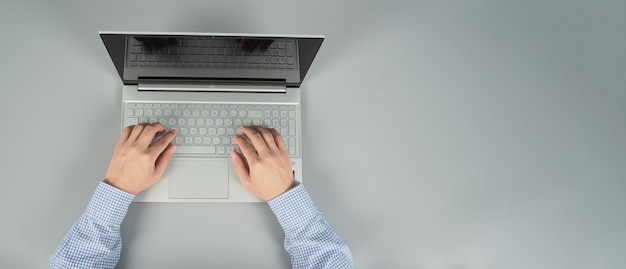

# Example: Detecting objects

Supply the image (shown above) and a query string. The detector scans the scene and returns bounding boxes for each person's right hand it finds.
[104,123,177,195]
[231,126,295,201]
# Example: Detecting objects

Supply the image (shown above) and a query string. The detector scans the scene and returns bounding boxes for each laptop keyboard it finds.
[127,37,297,70]
[124,102,299,157]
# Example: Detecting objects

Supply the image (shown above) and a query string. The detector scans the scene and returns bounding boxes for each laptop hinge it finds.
[137,83,287,93]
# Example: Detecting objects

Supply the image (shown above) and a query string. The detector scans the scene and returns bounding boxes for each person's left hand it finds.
[104,123,177,194]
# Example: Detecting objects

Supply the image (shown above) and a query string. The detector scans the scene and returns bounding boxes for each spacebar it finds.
[174,146,219,155]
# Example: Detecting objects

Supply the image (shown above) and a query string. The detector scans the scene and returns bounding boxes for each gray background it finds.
[1,0,625,268]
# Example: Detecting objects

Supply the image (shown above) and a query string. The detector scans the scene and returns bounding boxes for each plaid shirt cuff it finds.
[267,184,317,233]
[84,181,135,226]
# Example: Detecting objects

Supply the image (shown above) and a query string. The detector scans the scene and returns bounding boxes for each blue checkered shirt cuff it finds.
[85,181,135,226]
[268,184,316,232]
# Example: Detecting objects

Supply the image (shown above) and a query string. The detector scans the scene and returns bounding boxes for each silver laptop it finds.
[100,31,324,202]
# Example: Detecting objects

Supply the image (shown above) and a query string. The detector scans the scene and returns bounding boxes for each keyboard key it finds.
[288,120,296,135]
[176,146,216,155]
[248,110,262,118]
[127,118,138,126]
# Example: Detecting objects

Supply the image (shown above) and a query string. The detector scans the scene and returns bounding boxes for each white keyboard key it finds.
[176,146,216,155]
[127,118,138,126]
[288,120,296,135]
[199,128,207,135]
[217,146,225,154]
[184,137,192,145]
[194,137,202,145]
[248,110,263,118]
[204,137,211,145]
[289,137,296,147]
[175,137,183,144]
[127,108,135,116]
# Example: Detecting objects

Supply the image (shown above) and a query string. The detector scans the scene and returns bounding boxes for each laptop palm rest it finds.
[168,159,229,199]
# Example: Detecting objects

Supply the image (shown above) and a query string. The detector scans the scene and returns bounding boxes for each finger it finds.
[234,134,259,162]
[252,126,278,151]
[153,144,176,179]
[150,129,177,156]
[119,125,133,143]
[240,126,270,155]
[269,128,287,152]
[128,124,146,141]
[138,123,165,146]
[230,151,251,187]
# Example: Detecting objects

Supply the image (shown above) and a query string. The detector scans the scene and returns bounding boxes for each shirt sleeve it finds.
[268,184,355,269]
[51,181,135,269]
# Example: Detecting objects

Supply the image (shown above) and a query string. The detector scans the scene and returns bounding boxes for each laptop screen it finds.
[100,32,324,87]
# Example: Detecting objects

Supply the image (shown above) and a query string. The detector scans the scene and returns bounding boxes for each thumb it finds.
[154,144,176,179]
[230,151,251,186]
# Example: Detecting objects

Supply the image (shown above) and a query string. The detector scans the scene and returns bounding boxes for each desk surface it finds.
[1,1,625,268]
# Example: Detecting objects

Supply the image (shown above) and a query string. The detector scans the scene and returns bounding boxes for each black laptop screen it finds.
[100,33,324,87]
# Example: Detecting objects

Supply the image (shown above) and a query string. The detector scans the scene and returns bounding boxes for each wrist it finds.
[103,178,136,195]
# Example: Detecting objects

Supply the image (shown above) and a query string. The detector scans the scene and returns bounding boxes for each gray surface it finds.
[1,0,625,268]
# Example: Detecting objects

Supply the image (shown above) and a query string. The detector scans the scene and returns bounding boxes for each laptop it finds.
[99,31,324,202]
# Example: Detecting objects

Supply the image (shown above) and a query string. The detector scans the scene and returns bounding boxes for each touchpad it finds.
[169,159,229,199]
